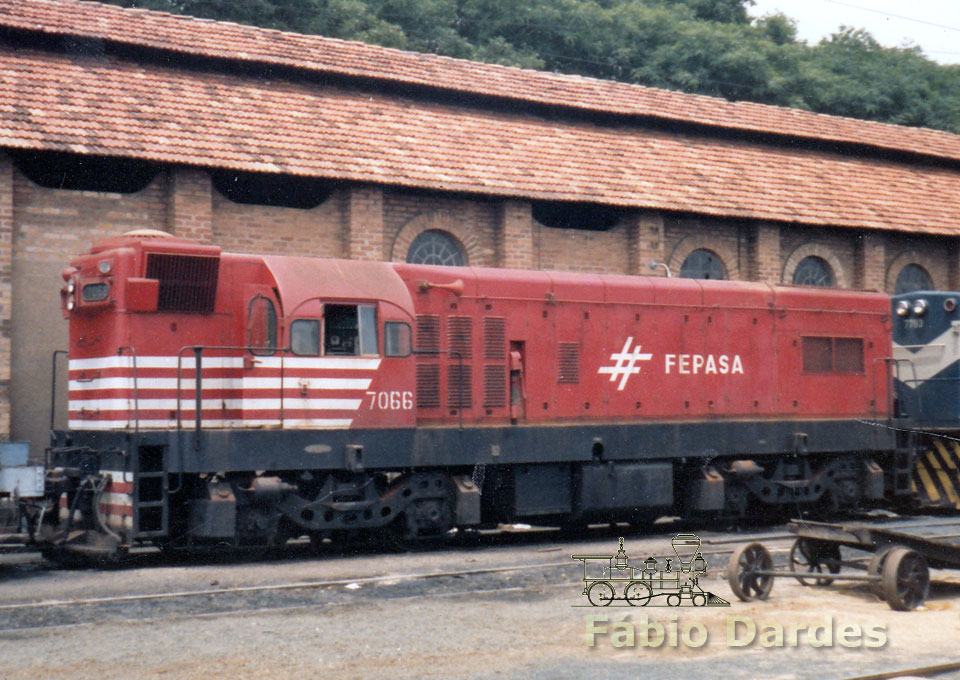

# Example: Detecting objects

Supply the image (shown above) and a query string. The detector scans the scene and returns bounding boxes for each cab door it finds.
[241,286,282,428]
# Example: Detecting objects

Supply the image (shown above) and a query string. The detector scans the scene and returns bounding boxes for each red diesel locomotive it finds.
[39,230,910,560]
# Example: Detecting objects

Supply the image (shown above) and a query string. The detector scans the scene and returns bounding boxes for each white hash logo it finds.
[597,337,653,391]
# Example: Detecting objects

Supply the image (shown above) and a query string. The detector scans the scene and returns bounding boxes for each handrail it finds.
[116,346,140,437]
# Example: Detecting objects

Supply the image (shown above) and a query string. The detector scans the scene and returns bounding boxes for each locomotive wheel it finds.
[587,581,616,606]
[666,593,681,607]
[624,581,652,606]
[691,593,707,607]
[789,538,841,587]
[881,548,929,611]
[727,542,774,602]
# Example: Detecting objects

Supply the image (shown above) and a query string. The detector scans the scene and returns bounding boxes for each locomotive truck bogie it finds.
[36,232,910,562]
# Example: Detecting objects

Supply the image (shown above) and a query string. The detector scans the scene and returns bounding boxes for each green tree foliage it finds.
[95,0,960,133]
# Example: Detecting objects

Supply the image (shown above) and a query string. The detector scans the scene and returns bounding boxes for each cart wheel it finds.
[881,547,929,611]
[667,593,681,607]
[727,542,774,602]
[867,546,899,598]
[624,581,652,607]
[587,581,616,606]
[789,538,841,587]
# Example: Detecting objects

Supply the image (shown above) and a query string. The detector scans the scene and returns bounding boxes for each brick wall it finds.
[385,191,498,265]
[212,184,347,257]
[884,234,952,292]
[535,220,631,274]
[663,215,743,280]
[13,169,168,262]
[0,157,11,439]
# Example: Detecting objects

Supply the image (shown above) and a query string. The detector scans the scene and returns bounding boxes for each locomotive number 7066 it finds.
[365,390,414,410]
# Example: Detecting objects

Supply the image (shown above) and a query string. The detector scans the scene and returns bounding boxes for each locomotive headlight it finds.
[98,260,112,274]
[66,298,75,311]
[67,282,75,294]
[895,300,910,317]
[912,299,929,316]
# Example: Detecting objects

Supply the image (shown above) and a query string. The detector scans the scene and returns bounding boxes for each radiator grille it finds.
[483,317,505,360]
[483,365,506,408]
[448,316,473,356]
[146,254,219,313]
[558,342,580,384]
[416,364,440,408]
[416,315,440,353]
[447,365,473,409]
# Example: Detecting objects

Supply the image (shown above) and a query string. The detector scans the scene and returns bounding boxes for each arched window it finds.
[894,264,933,294]
[406,230,467,266]
[792,256,835,287]
[679,249,726,280]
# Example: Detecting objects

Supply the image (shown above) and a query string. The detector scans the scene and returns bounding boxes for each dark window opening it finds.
[146,254,219,313]
[10,150,160,193]
[290,319,320,356]
[532,201,622,231]
[802,337,863,373]
[406,230,467,266]
[680,249,726,280]
[212,170,335,209]
[895,264,933,295]
[248,295,278,356]
[324,304,378,356]
[792,256,835,287]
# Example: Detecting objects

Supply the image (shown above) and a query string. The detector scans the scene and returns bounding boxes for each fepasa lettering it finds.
[664,354,743,375]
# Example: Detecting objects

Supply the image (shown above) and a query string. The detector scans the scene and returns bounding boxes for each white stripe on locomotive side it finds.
[69,377,373,391]
[69,356,382,371]
[69,398,363,411]
[69,418,353,430]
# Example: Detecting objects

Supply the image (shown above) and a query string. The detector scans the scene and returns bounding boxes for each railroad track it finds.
[3,516,960,633]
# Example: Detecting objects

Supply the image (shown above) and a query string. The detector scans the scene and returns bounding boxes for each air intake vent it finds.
[483,365,506,408]
[483,317,505,360]
[447,365,473,409]
[448,317,473,356]
[416,364,440,408]
[558,343,580,384]
[146,253,219,313]
[416,315,440,353]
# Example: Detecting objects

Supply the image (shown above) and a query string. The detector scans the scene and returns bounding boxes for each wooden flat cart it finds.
[726,519,960,611]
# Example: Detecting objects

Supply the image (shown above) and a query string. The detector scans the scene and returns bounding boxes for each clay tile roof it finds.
[1,43,959,235]
[4,0,960,163]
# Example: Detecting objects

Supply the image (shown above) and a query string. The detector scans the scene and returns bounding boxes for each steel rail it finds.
[838,660,960,680]
[0,543,789,612]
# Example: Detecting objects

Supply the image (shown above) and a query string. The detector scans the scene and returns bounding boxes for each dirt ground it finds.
[1,529,958,680]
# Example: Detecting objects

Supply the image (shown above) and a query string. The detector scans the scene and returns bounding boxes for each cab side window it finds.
[384,322,412,357]
[290,319,320,356]
[324,304,378,356]
[248,295,277,356]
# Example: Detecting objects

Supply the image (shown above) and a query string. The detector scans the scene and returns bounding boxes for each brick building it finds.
[2,0,960,456]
